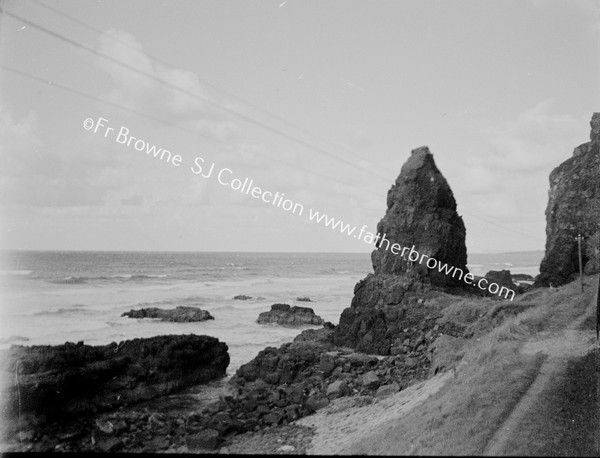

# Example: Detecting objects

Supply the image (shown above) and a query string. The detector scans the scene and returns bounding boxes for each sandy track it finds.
[483,309,596,455]
[297,371,453,455]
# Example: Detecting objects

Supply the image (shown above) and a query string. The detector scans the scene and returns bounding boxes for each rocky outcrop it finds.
[0,335,229,426]
[121,306,214,322]
[537,113,600,286]
[257,304,324,326]
[332,146,468,354]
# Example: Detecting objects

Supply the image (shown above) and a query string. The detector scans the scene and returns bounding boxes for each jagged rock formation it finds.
[122,306,214,322]
[257,304,324,326]
[332,146,468,354]
[537,113,600,286]
[0,335,229,427]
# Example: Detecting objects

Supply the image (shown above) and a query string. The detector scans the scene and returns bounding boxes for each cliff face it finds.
[536,113,600,287]
[332,146,468,354]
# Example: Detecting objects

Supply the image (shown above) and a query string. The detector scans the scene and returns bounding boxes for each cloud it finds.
[483,99,586,174]
[95,29,237,142]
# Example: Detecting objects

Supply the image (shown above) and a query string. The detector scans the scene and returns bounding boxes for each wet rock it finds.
[257,304,324,326]
[233,295,252,300]
[121,306,214,322]
[296,297,313,302]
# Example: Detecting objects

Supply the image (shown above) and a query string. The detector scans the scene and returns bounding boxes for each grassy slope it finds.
[346,275,597,455]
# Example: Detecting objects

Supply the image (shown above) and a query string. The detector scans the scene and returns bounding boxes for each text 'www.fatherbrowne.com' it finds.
[83,116,515,301]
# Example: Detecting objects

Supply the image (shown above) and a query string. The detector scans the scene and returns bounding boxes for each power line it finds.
[0,6,546,242]
[1,7,393,185]
[32,0,387,175]
[0,64,384,201]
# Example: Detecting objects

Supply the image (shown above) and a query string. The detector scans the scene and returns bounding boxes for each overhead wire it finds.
[0,4,545,242]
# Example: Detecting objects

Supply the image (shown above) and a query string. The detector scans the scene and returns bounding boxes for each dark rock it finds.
[233,295,252,300]
[305,394,330,411]
[482,270,517,299]
[0,335,229,428]
[296,296,313,302]
[257,304,324,326]
[537,113,600,286]
[319,353,336,376]
[121,306,214,322]
[186,428,220,451]
[333,146,467,355]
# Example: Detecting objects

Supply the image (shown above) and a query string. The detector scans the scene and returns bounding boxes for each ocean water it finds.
[0,250,543,376]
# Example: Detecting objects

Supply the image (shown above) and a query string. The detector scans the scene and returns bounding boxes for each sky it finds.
[0,0,598,254]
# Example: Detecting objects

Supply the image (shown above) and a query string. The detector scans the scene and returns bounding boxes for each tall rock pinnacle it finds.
[536,113,600,286]
[332,146,468,354]
[372,146,468,284]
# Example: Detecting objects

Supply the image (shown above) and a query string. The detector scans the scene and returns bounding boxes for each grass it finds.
[345,274,598,455]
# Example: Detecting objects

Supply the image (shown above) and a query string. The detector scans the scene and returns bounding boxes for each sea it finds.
[0,250,544,376]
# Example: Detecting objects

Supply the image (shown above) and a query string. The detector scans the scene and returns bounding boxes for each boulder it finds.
[233,295,252,300]
[257,304,324,326]
[121,306,214,322]
[361,371,380,389]
[481,270,517,298]
[536,113,600,286]
[326,380,349,398]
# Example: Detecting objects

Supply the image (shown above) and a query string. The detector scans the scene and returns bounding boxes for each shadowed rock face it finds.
[333,146,468,354]
[0,335,229,426]
[372,146,468,284]
[536,113,600,287]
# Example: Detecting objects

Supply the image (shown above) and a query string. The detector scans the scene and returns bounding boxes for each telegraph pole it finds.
[576,233,584,293]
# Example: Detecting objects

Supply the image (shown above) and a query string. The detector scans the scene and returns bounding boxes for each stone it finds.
[233,295,252,300]
[257,304,324,326]
[326,380,349,398]
[536,113,600,286]
[361,371,380,389]
[296,296,313,302]
[319,353,336,375]
[185,428,220,451]
[121,306,214,322]
[305,394,330,411]
[375,382,400,398]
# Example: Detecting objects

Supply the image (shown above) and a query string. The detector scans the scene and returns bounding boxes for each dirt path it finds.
[297,371,453,455]
[483,306,597,455]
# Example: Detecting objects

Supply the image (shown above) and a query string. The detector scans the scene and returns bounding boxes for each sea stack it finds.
[536,113,600,287]
[332,146,468,354]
